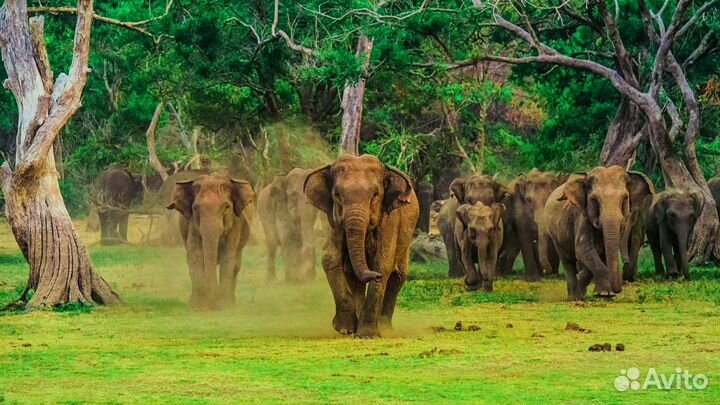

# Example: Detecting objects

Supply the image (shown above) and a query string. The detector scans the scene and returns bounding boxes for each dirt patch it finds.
[565,322,591,333]
[531,332,544,338]
[506,323,513,328]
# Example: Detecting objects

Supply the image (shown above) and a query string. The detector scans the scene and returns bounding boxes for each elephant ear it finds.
[230,179,255,217]
[653,197,668,223]
[456,204,471,228]
[491,203,505,227]
[628,171,655,212]
[166,180,195,219]
[384,166,414,213]
[304,165,332,216]
[450,177,465,203]
[558,175,587,208]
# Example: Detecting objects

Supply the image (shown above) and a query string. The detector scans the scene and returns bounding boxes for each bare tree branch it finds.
[146,102,169,181]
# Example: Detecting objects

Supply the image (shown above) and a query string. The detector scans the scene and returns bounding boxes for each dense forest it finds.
[1,0,717,212]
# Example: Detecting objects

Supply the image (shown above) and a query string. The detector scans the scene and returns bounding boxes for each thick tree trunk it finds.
[339,35,373,156]
[1,0,120,308]
[2,155,119,309]
[600,99,645,168]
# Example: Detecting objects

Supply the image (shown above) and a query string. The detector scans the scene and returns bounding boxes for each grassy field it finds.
[0,216,719,404]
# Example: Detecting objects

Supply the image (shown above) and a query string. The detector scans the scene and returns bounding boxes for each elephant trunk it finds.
[620,214,632,266]
[601,218,623,294]
[344,206,382,283]
[200,220,221,298]
[677,225,691,276]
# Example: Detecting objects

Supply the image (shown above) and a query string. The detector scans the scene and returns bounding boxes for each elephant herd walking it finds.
[440,166,716,301]
[94,156,720,337]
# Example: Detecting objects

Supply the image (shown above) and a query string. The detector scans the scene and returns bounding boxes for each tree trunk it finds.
[1,0,120,308]
[146,101,169,181]
[2,155,119,309]
[339,35,373,156]
[600,99,645,168]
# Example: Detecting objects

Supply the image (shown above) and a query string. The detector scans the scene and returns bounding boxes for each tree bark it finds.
[600,99,646,168]
[0,0,120,308]
[146,101,169,181]
[339,35,373,156]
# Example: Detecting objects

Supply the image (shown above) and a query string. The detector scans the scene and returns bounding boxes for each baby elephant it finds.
[166,174,255,310]
[647,190,701,280]
[454,202,505,292]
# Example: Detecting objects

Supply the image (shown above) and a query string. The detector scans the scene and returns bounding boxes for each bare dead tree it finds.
[0,0,119,308]
[339,35,374,156]
[0,0,172,309]
[146,101,169,182]
[461,0,719,261]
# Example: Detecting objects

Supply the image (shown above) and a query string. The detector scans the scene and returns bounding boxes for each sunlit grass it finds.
[0,217,718,404]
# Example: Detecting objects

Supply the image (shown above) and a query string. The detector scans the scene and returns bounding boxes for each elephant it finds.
[620,172,655,282]
[304,154,419,338]
[438,197,462,278]
[166,174,255,310]
[709,176,720,216]
[440,175,507,278]
[94,167,141,243]
[501,169,567,280]
[454,202,505,291]
[545,166,653,300]
[646,190,701,280]
[257,168,320,282]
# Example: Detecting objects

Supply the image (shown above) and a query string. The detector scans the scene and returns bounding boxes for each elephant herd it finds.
[161,154,418,338]
[440,166,719,300]
[94,157,720,337]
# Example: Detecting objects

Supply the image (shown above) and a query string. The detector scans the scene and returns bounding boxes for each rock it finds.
[467,325,481,331]
[588,344,604,352]
[616,343,625,351]
[506,323,514,328]
[602,343,612,352]
[410,232,447,263]
[454,321,463,331]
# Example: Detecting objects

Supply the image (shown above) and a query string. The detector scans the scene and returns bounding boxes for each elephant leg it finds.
[576,265,593,299]
[443,229,463,278]
[459,241,480,290]
[322,242,357,335]
[266,241,278,281]
[538,231,558,276]
[356,278,387,338]
[98,211,110,240]
[623,229,643,282]
[380,268,407,329]
[482,247,499,293]
[518,228,540,282]
[497,236,519,276]
[648,234,664,276]
[119,212,129,241]
[659,229,678,277]
[186,244,208,310]
[561,258,582,301]
[218,250,239,308]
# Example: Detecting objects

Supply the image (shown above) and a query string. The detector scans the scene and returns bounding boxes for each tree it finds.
[460,0,720,261]
[0,0,119,308]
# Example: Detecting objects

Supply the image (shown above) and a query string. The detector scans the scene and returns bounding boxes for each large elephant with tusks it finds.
[304,155,419,338]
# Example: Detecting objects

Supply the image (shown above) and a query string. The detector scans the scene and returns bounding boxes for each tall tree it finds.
[460,0,720,261]
[0,0,119,308]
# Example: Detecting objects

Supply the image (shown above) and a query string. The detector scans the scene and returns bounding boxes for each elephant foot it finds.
[378,316,393,330]
[465,273,480,288]
[482,281,494,293]
[356,270,383,283]
[355,323,380,339]
[188,294,211,311]
[526,274,541,282]
[333,311,358,335]
[667,271,680,279]
[465,283,479,292]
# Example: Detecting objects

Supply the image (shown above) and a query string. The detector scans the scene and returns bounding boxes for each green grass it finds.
[0,218,719,404]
